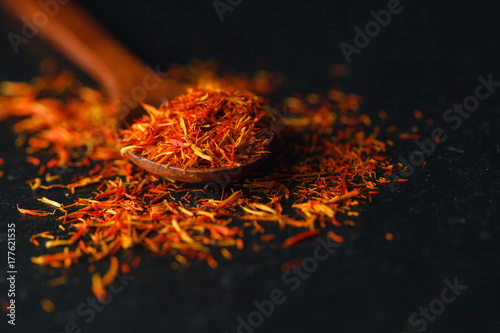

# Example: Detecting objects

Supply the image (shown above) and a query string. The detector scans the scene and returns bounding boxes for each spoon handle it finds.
[1,0,147,98]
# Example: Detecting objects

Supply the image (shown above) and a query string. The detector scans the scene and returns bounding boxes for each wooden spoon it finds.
[1,0,270,183]
[123,150,267,183]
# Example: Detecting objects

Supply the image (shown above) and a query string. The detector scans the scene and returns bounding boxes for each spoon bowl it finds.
[123,150,267,183]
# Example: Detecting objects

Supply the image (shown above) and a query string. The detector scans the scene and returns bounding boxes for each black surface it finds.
[1,1,500,332]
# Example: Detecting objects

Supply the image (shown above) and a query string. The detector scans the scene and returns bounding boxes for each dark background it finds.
[1,0,500,332]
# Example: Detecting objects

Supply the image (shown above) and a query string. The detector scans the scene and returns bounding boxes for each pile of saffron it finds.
[0,63,397,301]
[119,88,272,168]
